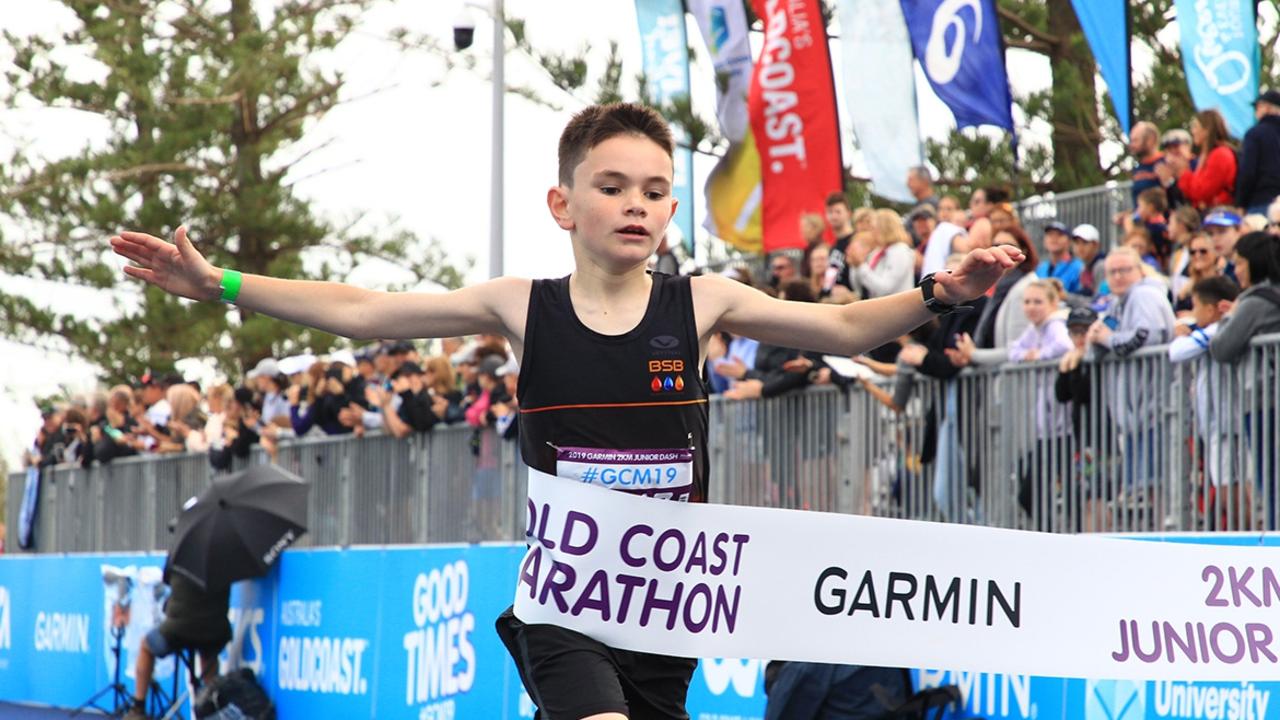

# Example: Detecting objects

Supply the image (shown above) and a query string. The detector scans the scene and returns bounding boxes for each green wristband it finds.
[219,268,243,304]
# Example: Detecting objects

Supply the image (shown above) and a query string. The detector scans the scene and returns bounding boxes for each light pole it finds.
[489,0,504,279]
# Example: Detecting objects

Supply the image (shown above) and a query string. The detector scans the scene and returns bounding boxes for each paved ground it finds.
[0,703,111,718]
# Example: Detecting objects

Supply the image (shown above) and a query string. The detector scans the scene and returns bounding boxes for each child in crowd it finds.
[1123,227,1162,274]
[1008,279,1072,363]
[1168,276,1243,526]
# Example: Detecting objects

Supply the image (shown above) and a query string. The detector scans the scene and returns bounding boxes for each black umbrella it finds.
[168,464,309,591]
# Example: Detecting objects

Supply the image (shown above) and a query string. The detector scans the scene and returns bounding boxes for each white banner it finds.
[838,0,922,203]
[514,470,1280,681]
[688,0,753,144]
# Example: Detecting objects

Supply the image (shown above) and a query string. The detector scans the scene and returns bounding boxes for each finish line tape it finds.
[513,470,1280,681]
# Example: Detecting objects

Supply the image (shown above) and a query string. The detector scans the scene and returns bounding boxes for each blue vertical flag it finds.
[1071,0,1132,136]
[899,0,1015,132]
[1175,0,1258,138]
[635,0,695,253]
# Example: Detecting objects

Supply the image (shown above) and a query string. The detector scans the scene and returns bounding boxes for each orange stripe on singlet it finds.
[518,398,709,414]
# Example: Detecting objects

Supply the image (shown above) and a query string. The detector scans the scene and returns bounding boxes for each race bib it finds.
[555,446,694,501]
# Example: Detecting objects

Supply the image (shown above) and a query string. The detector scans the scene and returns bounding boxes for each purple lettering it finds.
[1229,567,1263,607]
[730,534,750,575]
[682,583,713,633]
[518,547,542,599]
[654,529,686,572]
[714,584,741,634]
[561,511,598,556]
[537,561,576,612]
[614,573,646,623]
[639,579,685,630]
[1246,623,1277,663]
[525,498,536,537]
[533,502,556,550]
[620,524,653,568]
[571,570,612,621]
[1163,621,1199,663]
[1111,619,1130,662]
[1210,622,1245,664]
[1203,565,1227,606]
[685,532,708,574]
[1132,621,1162,663]
[1263,567,1280,606]
[710,532,729,575]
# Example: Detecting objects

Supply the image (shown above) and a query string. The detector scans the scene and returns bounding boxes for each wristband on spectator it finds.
[219,268,243,304]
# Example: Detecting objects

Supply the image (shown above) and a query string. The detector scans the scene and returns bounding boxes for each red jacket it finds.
[1178,145,1237,209]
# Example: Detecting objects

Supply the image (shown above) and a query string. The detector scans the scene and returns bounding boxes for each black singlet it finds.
[516,273,709,502]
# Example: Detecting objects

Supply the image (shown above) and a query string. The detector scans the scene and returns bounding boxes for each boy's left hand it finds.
[933,246,1023,304]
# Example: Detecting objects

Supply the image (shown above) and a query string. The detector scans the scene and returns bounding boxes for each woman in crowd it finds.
[853,209,915,362]
[1167,206,1202,301]
[1174,109,1237,210]
[948,226,1040,366]
[806,241,830,299]
[1174,233,1223,315]
[288,361,359,436]
[424,355,466,424]
[158,383,206,453]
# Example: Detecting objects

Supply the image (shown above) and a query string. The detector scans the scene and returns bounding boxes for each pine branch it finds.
[998,6,1060,48]
[1004,37,1053,53]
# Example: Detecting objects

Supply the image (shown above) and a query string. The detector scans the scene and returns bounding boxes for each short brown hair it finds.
[825,191,850,210]
[1137,187,1168,214]
[558,103,674,186]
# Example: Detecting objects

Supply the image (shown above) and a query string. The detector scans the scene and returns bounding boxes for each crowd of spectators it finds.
[22,337,520,474]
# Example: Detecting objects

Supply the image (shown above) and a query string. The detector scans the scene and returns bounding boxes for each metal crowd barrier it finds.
[1016,180,1132,252]
[7,333,1278,553]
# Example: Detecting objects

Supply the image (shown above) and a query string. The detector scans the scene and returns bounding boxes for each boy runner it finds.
[110,102,1020,720]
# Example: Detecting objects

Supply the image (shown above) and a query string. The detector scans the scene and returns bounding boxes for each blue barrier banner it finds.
[1175,0,1258,138]
[1,534,1275,718]
[635,0,696,252]
[1071,0,1132,136]
[900,0,1015,132]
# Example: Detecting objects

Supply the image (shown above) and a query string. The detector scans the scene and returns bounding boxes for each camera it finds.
[453,10,476,50]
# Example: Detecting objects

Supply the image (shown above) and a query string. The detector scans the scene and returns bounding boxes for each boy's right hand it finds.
[110,227,220,301]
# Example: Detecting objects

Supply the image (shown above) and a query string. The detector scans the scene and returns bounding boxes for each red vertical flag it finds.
[749,0,844,253]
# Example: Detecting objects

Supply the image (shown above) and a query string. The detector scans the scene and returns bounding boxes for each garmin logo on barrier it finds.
[403,561,476,718]
[0,586,10,651]
[701,657,763,698]
[918,669,1032,718]
[34,611,90,654]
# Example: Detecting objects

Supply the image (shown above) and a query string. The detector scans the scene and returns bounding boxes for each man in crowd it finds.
[768,253,798,291]
[1127,121,1163,205]
[1236,88,1280,216]
[917,204,967,278]
[824,191,857,294]
[1035,221,1084,294]
[1071,223,1105,297]
[906,165,939,209]
[1087,247,1177,513]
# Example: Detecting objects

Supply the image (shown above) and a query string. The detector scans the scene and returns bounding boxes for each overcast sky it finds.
[0,0,1062,469]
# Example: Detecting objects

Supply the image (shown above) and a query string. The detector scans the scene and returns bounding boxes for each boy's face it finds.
[1137,199,1153,219]
[1191,295,1224,328]
[825,202,851,232]
[1207,225,1239,256]
[549,134,675,271]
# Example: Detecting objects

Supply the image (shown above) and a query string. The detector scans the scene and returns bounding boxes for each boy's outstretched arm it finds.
[110,228,527,341]
[696,247,1022,356]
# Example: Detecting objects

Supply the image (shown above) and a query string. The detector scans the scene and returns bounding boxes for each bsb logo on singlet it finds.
[647,335,687,393]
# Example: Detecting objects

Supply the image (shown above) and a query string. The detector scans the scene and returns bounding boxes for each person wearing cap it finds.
[1203,208,1243,284]
[1169,109,1237,211]
[1054,305,1103,531]
[1069,223,1105,297]
[247,357,292,430]
[1236,88,1280,216]
[1034,221,1084,294]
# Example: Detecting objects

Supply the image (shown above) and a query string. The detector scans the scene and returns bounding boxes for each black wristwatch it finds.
[917,272,973,315]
